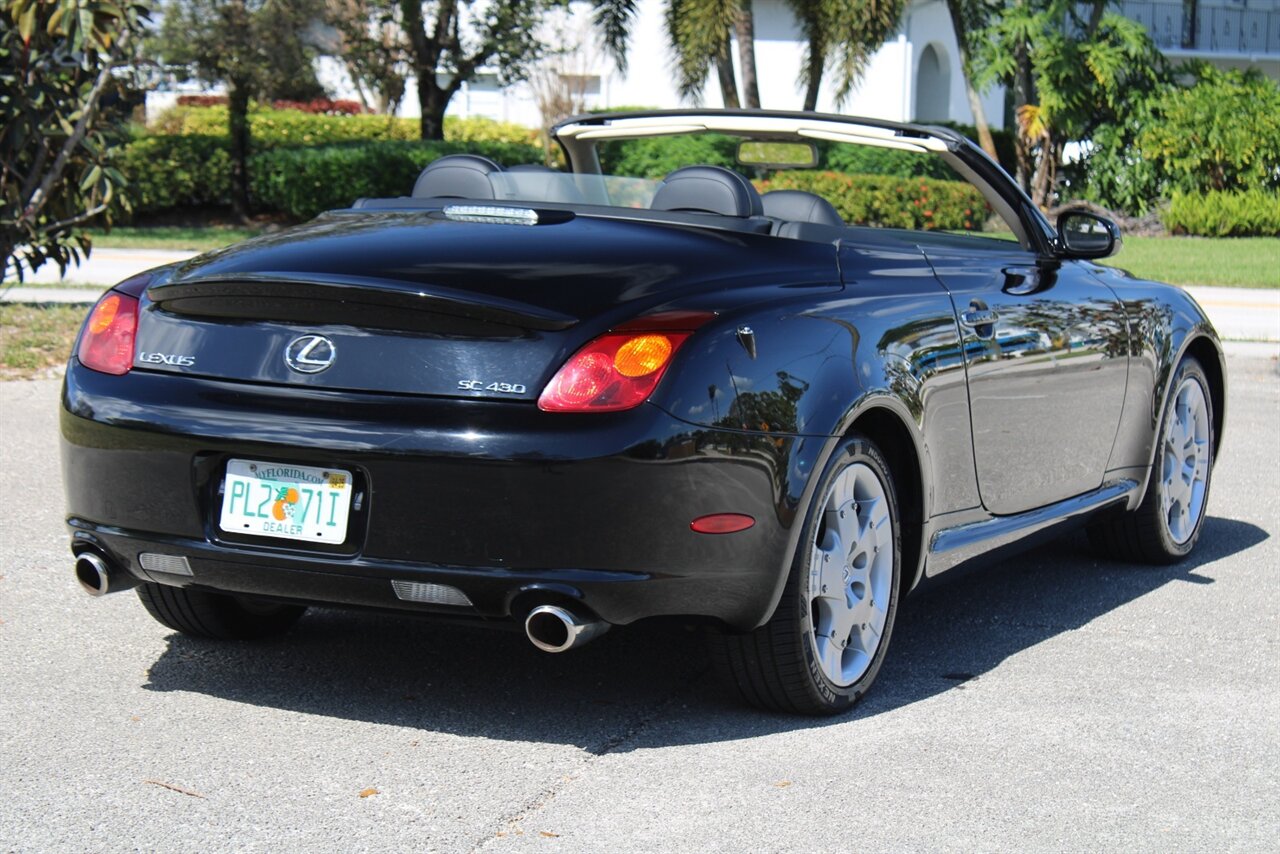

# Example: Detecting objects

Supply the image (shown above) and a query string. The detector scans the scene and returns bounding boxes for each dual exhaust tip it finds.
[74,552,137,597]
[75,552,607,653]
[524,604,608,653]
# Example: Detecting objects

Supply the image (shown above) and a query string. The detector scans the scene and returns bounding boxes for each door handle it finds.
[960,308,999,328]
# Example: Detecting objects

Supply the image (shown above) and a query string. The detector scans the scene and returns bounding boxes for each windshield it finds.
[536,129,1018,239]
[493,172,662,209]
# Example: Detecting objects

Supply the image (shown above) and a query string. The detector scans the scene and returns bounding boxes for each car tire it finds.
[136,583,306,640]
[1089,355,1214,564]
[710,435,902,715]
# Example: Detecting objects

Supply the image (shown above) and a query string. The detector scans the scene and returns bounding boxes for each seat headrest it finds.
[761,190,844,227]
[650,166,764,218]
[413,154,503,199]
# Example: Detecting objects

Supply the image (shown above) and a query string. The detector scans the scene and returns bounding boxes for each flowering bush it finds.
[758,171,988,231]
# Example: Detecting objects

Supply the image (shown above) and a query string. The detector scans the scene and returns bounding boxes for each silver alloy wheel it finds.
[1160,375,1211,545]
[807,462,894,687]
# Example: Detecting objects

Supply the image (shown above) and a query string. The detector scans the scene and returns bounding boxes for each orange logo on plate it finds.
[271,487,300,521]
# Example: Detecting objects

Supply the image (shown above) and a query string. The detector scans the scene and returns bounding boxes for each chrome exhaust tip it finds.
[74,552,136,597]
[524,604,609,653]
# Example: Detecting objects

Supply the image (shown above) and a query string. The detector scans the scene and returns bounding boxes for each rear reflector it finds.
[690,514,756,534]
[78,291,139,375]
[390,580,473,607]
[138,553,193,577]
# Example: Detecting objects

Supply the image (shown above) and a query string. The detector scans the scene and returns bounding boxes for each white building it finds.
[341,0,1278,130]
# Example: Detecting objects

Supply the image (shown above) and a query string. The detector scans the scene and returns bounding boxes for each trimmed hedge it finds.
[113,135,232,212]
[114,136,544,220]
[821,144,956,181]
[153,104,418,145]
[759,171,988,231]
[597,133,739,179]
[1163,190,1280,237]
[251,140,544,220]
[150,105,540,149]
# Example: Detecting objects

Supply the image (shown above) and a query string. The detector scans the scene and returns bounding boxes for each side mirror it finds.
[1056,210,1121,259]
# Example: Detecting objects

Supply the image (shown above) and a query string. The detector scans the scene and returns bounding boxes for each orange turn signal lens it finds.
[78,291,139,375]
[88,294,121,334]
[614,334,673,378]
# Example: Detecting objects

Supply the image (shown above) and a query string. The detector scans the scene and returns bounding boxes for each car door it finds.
[925,241,1129,515]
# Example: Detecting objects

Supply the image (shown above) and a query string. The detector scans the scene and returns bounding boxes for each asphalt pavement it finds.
[0,351,1277,852]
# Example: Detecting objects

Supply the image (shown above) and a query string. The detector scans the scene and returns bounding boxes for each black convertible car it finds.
[61,110,1223,714]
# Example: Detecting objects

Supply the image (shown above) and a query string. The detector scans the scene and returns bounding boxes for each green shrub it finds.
[151,104,543,150]
[758,171,988,231]
[250,140,544,220]
[1077,65,1280,214]
[820,144,956,180]
[1163,190,1280,237]
[443,116,541,146]
[597,133,740,179]
[1138,66,1280,196]
[116,135,544,219]
[153,104,419,145]
[112,135,232,212]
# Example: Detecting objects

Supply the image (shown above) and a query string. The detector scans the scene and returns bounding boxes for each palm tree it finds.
[784,0,907,112]
[666,0,759,108]
[943,0,999,159]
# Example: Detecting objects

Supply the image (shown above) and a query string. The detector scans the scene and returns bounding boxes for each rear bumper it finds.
[61,365,800,629]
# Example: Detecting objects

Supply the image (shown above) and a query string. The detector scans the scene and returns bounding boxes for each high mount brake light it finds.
[78,291,139,375]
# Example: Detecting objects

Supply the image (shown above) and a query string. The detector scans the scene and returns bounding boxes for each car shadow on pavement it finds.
[143,515,1267,749]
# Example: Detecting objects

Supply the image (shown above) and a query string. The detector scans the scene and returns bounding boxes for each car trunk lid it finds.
[134,210,837,400]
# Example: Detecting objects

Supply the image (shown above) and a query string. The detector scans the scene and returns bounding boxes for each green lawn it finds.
[87,225,262,251]
[1101,236,1279,289]
[0,304,85,379]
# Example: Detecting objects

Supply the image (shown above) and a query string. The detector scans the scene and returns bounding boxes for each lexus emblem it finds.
[284,335,336,374]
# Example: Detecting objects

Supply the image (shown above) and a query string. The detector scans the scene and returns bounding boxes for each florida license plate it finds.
[219,459,353,544]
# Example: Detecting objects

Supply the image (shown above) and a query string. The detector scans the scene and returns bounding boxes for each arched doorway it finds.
[915,43,950,122]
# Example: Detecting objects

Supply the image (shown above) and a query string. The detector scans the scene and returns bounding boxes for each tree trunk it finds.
[802,42,824,111]
[715,39,740,109]
[227,77,252,223]
[1013,41,1033,193]
[1029,134,1060,209]
[734,4,760,108]
[416,79,448,140]
[0,239,15,283]
[944,0,998,161]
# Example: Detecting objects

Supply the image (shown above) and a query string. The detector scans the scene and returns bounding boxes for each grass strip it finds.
[0,304,86,380]
[87,226,261,251]
[1103,236,1279,289]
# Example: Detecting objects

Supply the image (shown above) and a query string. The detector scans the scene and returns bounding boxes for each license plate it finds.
[219,459,353,544]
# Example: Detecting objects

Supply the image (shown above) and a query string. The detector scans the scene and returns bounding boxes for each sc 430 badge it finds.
[139,351,195,367]
[458,379,527,394]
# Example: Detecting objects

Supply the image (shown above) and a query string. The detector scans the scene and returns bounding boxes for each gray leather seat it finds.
[412,154,503,199]
[761,190,844,227]
[650,166,764,217]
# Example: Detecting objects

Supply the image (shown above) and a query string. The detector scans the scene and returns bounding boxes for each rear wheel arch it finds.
[843,405,927,599]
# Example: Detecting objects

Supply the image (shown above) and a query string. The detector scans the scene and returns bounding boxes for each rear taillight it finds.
[538,332,691,412]
[78,291,139,375]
